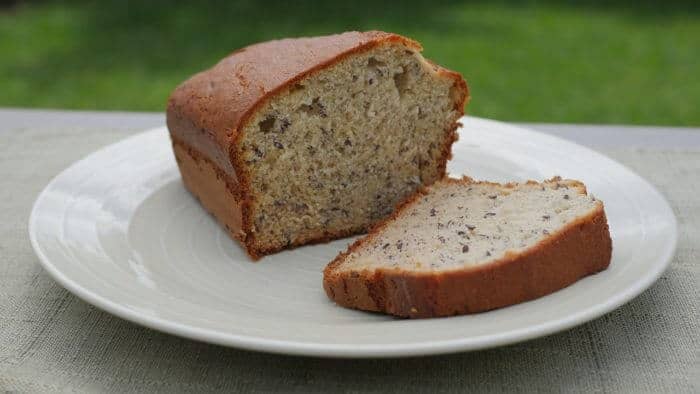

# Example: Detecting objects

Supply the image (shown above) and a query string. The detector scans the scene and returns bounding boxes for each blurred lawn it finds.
[1,0,699,125]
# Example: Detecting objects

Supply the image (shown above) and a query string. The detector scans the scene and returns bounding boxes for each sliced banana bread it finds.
[323,177,612,318]
[167,31,469,259]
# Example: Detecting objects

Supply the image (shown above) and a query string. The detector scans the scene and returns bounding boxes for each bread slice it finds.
[167,31,469,259]
[323,177,612,318]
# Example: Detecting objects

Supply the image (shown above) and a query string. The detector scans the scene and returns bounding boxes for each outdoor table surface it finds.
[1,108,698,392]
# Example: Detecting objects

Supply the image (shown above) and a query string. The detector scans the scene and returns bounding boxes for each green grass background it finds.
[1,0,699,125]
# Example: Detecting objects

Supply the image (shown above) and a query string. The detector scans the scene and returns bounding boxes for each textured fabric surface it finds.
[0,111,698,393]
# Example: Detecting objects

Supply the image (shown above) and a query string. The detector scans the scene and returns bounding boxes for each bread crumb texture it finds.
[336,177,600,272]
[240,44,463,251]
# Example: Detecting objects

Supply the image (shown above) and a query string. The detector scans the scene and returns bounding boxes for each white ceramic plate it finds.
[29,117,677,358]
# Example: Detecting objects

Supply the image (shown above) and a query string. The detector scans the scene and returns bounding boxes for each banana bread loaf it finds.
[167,31,469,259]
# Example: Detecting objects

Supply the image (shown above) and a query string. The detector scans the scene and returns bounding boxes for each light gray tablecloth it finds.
[1,109,698,393]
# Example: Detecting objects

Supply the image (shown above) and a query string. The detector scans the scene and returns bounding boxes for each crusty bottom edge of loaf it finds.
[322,181,612,318]
[172,138,373,260]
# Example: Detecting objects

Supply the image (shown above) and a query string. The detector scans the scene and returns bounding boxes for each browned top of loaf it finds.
[166,31,466,174]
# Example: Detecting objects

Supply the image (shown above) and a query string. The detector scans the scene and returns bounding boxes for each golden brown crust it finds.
[172,139,245,242]
[323,177,612,318]
[166,31,469,259]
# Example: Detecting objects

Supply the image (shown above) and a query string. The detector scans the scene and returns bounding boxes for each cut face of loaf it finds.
[167,31,469,259]
[241,45,465,255]
[323,177,612,318]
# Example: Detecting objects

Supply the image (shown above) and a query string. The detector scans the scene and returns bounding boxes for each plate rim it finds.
[29,116,678,358]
